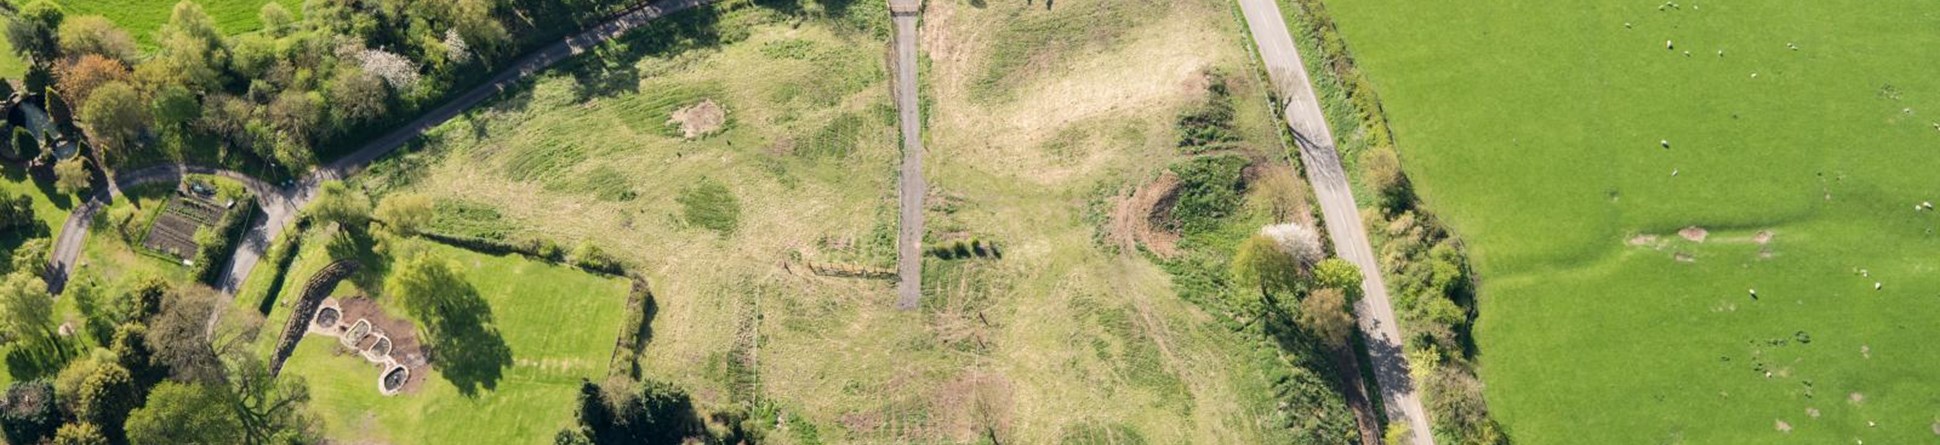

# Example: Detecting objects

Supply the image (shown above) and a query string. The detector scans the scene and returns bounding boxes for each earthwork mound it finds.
[1108,171,1182,257]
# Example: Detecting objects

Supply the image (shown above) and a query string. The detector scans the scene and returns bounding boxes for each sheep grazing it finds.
[1684,50,1692,56]
[1625,22,1633,29]
[1874,282,1882,290]
[1666,40,1675,49]
[1670,169,1679,177]
[1661,139,1671,148]
[1748,289,1759,299]
[1718,49,1725,57]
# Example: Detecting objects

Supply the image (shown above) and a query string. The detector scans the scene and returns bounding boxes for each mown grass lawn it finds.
[1320,0,1940,442]
[275,239,629,444]
[63,0,304,46]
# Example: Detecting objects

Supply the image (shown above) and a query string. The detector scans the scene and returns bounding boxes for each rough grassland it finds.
[919,0,1306,442]
[1321,0,1940,443]
[346,0,1309,442]
[274,239,629,444]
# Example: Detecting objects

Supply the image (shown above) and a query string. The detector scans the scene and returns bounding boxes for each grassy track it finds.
[1320,0,1940,442]
[274,239,629,444]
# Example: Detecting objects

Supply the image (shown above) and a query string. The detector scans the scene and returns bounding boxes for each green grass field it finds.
[272,237,630,444]
[62,0,303,46]
[1320,0,1940,442]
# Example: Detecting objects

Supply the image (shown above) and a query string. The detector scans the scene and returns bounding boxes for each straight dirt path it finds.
[1234,0,1436,443]
[46,0,711,297]
[890,0,925,310]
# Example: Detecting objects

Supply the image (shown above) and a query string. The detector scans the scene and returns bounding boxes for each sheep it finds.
[1667,40,1675,49]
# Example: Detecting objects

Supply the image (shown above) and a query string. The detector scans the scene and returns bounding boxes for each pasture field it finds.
[343,0,1335,442]
[269,236,630,444]
[1319,0,1940,442]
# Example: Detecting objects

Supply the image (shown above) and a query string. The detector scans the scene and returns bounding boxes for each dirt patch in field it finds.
[1627,234,1659,246]
[1673,252,1695,263]
[1678,226,1708,242]
[1108,172,1182,257]
[1753,230,1774,245]
[668,99,727,139]
[1775,419,1792,433]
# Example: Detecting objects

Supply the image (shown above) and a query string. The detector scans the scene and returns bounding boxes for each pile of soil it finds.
[668,99,726,139]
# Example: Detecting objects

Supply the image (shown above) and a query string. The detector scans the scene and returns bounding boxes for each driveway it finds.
[1233,0,1437,443]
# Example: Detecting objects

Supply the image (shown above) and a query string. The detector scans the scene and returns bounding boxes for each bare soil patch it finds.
[1108,171,1182,257]
[668,99,727,139]
[1626,234,1659,247]
[1753,230,1774,245]
[1678,226,1708,242]
[331,296,428,395]
[1775,419,1792,433]
[1673,252,1695,263]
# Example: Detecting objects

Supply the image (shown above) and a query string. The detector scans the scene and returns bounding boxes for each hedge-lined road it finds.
[46,0,713,297]
[1235,0,1438,443]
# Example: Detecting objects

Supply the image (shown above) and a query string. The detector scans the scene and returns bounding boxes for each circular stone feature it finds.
[382,366,408,394]
[315,307,341,328]
[367,337,392,359]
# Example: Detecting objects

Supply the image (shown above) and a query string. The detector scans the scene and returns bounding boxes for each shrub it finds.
[189,197,257,286]
[1166,155,1250,234]
[571,241,623,274]
[1362,146,1410,212]
[1176,75,1238,152]
[55,157,90,195]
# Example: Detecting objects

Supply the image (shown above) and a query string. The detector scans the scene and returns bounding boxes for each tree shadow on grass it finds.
[325,226,393,296]
[421,277,512,397]
[565,6,725,102]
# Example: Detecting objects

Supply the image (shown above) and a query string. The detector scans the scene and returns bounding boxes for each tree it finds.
[57,54,131,107]
[78,81,148,166]
[0,380,59,445]
[1313,258,1362,298]
[222,354,316,444]
[258,3,295,37]
[307,181,371,228]
[374,192,433,235]
[1363,146,1411,212]
[54,157,89,195]
[0,193,36,232]
[9,126,36,160]
[1299,288,1356,350]
[566,378,702,445]
[388,251,466,326]
[57,15,137,62]
[1231,234,1300,298]
[52,422,108,445]
[152,1,228,92]
[6,1,65,65]
[148,84,200,130]
[327,69,389,125]
[267,90,322,143]
[124,382,241,444]
[0,272,57,353]
[56,355,136,440]
[1260,222,1323,273]
[145,285,224,383]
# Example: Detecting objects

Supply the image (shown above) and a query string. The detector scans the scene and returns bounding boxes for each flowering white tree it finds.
[443,28,473,64]
[356,47,421,90]
[1260,222,1323,271]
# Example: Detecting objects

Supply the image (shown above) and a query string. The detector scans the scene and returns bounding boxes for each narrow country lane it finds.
[46,0,713,297]
[1233,0,1437,443]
